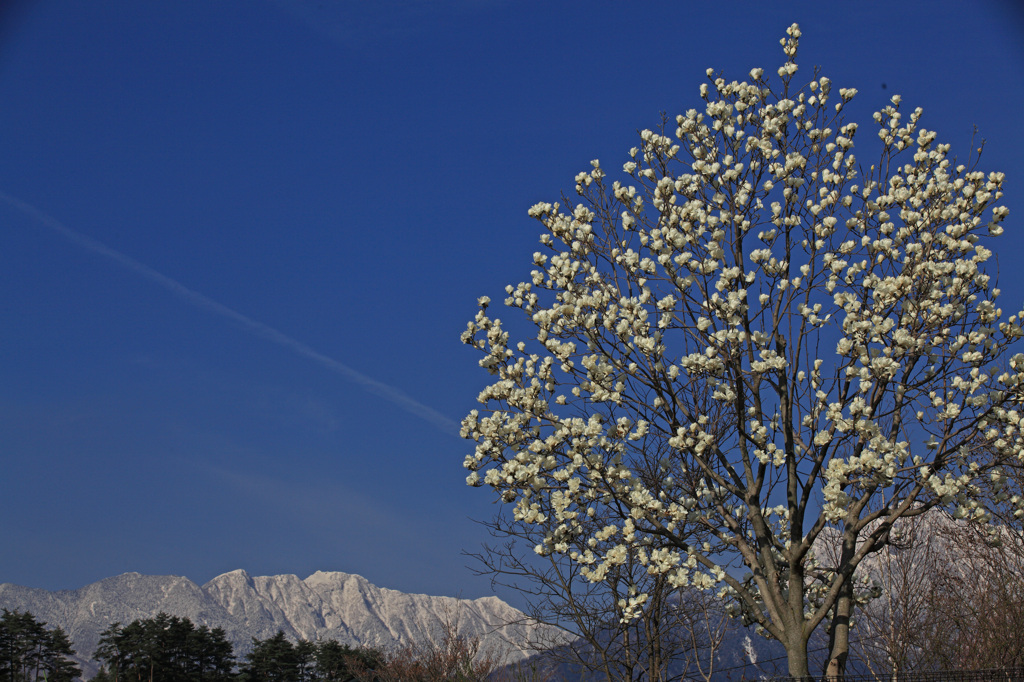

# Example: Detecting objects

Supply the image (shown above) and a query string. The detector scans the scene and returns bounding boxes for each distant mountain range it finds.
[0,570,548,678]
[0,569,818,680]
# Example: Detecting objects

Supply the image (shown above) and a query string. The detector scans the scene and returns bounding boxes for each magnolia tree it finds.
[461,24,1019,679]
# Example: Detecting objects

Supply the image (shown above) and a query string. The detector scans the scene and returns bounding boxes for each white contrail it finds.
[0,190,461,436]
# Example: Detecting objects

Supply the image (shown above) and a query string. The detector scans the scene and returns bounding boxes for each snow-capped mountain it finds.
[0,570,545,674]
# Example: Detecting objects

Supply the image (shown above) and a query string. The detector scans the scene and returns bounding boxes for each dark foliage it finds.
[230,630,381,682]
[0,609,81,682]
[94,614,234,682]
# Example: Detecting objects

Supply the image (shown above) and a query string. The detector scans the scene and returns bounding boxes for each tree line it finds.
[90,613,539,682]
[0,609,532,682]
[91,614,387,682]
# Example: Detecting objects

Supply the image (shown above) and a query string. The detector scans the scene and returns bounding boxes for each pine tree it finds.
[0,610,80,682]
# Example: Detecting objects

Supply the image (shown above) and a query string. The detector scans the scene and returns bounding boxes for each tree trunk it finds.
[785,635,811,680]
[825,578,853,680]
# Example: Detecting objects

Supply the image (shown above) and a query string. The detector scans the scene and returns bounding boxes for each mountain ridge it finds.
[0,569,546,677]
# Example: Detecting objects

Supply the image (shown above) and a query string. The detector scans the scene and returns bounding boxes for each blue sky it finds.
[1,0,1022,605]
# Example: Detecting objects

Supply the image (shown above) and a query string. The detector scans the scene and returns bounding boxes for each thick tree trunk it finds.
[785,636,811,680]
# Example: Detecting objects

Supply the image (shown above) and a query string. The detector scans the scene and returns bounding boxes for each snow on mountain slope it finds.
[0,570,547,671]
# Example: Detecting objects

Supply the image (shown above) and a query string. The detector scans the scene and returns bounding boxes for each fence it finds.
[770,668,1024,682]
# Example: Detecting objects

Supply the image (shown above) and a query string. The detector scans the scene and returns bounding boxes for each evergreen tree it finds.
[0,610,80,682]
[41,628,80,682]
[293,642,315,682]
[312,641,381,682]
[94,624,125,682]
[241,632,297,682]
[186,627,233,682]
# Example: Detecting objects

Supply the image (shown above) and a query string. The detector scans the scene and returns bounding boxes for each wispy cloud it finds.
[0,190,460,436]
[207,463,397,530]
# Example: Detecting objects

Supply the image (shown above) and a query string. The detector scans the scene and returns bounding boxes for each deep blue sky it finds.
[1,0,1022,604]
